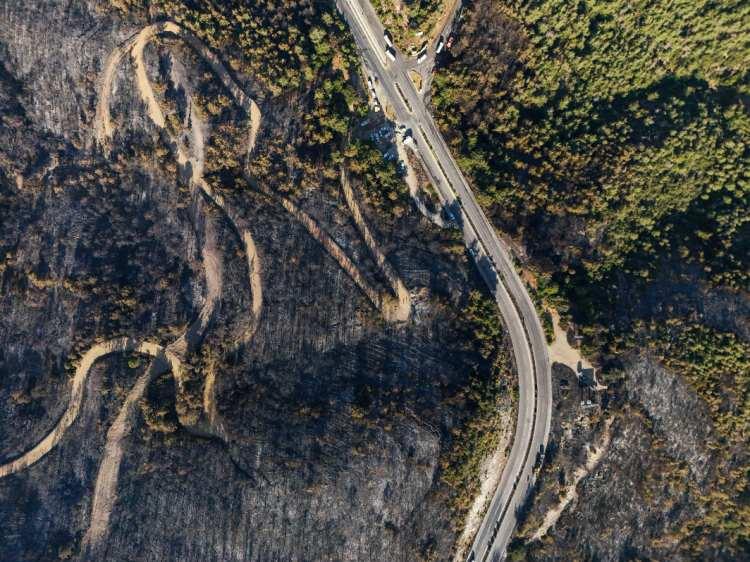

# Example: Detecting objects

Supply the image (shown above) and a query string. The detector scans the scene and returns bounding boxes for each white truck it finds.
[435,35,445,54]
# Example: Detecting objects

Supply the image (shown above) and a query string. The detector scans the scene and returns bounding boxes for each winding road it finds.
[336,2,552,560]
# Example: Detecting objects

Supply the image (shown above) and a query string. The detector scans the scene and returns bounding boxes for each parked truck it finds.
[383,29,393,47]
[435,35,445,54]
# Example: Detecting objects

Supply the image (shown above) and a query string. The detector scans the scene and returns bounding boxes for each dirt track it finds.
[4,19,414,550]
[0,339,181,479]
[96,21,406,321]
[340,167,410,322]
[82,351,175,553]
[531,417,614,541]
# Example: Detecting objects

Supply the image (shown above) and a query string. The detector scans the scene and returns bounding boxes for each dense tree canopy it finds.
[433,0,749,311]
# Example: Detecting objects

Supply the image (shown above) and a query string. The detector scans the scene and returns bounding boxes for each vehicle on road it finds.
[417,50,427,64]
[383,29,393,47]
[436,35,445,54]
[385,46,396,62]
[534,444,545,469]
[401,128,415,147]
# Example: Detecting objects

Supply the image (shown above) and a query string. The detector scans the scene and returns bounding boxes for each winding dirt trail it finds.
[103,21,410,323]
[95,23,179,148]
[201,25,403,321]
[131,24,171,129]
[94,35,130,145]
[81,35,240,552]
[4,18,413,551]
[82,347,178,553]
[0,339,181,478]
[100,23,264,344]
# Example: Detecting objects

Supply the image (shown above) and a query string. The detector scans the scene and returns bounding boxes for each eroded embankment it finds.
[452,409,515,562]
[531,417,614,541]
[396,135,446,228]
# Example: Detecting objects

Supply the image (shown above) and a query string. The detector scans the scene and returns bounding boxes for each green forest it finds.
[433,0,749,556]
[433,0,749,303]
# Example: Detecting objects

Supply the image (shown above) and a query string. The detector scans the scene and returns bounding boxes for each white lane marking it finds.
[344,0,387,67]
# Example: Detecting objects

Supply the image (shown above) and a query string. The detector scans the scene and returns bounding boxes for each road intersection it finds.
[336,2,553,560]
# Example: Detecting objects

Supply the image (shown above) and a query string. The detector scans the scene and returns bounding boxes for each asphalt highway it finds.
[336,2,552,560]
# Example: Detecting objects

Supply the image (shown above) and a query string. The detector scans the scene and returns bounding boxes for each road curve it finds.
[336,2,552,560]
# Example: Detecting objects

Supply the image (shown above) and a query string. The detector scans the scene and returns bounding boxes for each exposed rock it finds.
[626,356,713,483]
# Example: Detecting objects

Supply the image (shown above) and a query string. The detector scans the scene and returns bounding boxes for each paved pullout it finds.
[337,2,552,560]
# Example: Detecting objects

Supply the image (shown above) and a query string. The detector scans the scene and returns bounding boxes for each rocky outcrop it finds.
[626,356,714,483]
